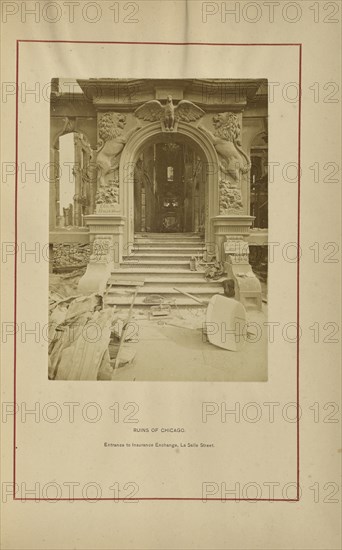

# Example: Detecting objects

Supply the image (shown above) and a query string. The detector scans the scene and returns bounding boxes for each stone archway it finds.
[79,117,258,295]
[119,121,220,252]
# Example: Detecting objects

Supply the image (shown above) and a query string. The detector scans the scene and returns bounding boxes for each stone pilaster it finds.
[49,146,58,230]
[212,215,262,309]
[212,215,254,261]
[77,214,125,294]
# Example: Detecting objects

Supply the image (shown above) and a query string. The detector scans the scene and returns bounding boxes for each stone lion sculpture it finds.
[96,113,141,203]
[199,113,250,185]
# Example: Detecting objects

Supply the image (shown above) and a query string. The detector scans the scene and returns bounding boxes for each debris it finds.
[164,318,202,330]
[173,287,207,305]
[60,268,87,279]
[112,348,136,369]
[108,280,145,287]
[113,287,139,371]
[49,270,84,298]
[49,305,116,380]
[149,304,172,318]
[204,261,225,280]
[189,256,197,271]
[222,278,235,298]
[48,287,139,380]
[52,243,90,270]
[143,295,164,305]
[205,295,247,352]
[49,290,65,307]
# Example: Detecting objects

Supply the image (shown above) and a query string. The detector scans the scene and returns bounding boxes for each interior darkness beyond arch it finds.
[133,134,207,234]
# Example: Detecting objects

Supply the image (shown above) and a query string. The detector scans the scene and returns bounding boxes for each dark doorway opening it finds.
[134,140,205,233]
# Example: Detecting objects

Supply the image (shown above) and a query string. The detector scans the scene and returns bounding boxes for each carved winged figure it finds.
[199,113,251,214]
[134,95,204,131]
[96,113,141,204]
[199,113,251,184]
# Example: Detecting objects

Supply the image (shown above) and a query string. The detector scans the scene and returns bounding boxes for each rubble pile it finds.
[52,243,90,270]
[49,269,85,299]
[48,292,133,381]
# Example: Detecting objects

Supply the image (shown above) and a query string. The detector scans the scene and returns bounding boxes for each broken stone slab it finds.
[205,295,247,352]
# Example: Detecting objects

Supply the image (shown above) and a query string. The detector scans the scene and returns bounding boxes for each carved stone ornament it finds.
[95,175,119,205]
[223,237,262,310]
[219,184,244,214]
[134,95,205,131]
[95,112,141,208]
[224,237,249,264]
[198,113,251,214]
[91,236,114,264]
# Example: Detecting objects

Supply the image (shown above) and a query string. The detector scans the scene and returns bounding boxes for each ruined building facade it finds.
[50,79,268,305]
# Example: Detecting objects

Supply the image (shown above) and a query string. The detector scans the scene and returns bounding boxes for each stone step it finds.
[123,254,204,262]
[134,237,203,242]
[110,229,219,307]
[135,244,203,247]
[132,246,205,254]
[119,260,192,269]
[104,295,213,307]
[106,285,223,296]
[132,245,205,250]
[135,233,201,239]
[134,241,204,246]
[108,275,218,285]
[135,238,203,242]
[110,269,209,279]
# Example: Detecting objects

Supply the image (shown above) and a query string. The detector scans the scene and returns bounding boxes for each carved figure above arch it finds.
[134,96,205,131]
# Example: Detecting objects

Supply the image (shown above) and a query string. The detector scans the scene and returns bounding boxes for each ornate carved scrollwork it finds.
[91,236,114,263]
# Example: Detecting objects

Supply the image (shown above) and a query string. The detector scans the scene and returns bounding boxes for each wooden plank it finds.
[173,287,207,305]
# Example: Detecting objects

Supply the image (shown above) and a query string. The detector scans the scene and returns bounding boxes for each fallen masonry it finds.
[49,274,138,380]
[48,270,267,382]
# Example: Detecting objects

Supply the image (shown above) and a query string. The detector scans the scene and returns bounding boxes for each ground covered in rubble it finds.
[111,305,268,382]
[49,271,267,382]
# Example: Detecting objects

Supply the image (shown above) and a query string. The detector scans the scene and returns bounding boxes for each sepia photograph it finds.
[48,78,269,382]
[1,1,340,547]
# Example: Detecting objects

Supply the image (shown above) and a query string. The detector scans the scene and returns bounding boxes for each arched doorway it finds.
[119,121,219,251]
[133,138,206,234]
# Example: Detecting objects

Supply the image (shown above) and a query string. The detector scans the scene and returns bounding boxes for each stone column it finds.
[87,150,97,215]
[212,215,262,310]
[212,215,254,261]
[77,213,125,294]
[200,110,263,307]
[73,134,82,226]
[49,146,57,230]
[54,145,61,227]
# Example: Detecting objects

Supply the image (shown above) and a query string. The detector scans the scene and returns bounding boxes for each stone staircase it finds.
[105,233,224,307]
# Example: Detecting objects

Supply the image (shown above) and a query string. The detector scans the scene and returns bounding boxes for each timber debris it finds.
[49,291,137,381]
